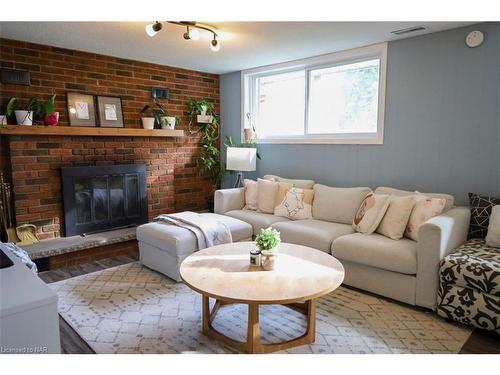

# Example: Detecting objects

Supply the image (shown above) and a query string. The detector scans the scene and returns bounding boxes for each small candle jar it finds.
[249,249,261,267]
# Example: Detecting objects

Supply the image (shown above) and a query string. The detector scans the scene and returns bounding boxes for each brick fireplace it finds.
[0,38,220,240]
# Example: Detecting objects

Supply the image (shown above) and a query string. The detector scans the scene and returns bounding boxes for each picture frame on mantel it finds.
[96,95,125,128]
[66,92,97,127]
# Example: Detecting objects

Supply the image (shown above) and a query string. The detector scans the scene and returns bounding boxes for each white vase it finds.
[141,117,155,130]
[161,116,176,130]
[15,110,33,126]
[261,250,276,271]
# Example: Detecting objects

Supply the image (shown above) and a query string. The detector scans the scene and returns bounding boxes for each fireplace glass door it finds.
[62,164,147,236]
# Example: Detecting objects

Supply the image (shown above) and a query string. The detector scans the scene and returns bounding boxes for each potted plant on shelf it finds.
[42,94,59,126]
[6,97,41,126]
[160,115,180,130]
[0,98,13,125]
[188,99,214,123]
[255,227,281,271]
[140,98,166,130]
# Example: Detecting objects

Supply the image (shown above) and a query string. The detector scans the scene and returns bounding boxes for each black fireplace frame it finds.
[61,164,148,236]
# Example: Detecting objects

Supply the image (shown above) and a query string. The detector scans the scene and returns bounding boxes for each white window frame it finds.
[241,42,387,144]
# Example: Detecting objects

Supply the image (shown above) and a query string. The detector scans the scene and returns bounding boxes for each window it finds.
[242,43,387,144]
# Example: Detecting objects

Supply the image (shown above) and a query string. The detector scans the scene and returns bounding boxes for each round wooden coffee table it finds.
[180,242,344,354]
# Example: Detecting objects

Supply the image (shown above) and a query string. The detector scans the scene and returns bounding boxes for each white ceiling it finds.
[0,22,475,74]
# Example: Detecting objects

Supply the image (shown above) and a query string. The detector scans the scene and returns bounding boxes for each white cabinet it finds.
[0,246,60,354]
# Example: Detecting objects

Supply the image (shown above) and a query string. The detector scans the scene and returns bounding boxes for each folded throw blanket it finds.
[155,212,232,250]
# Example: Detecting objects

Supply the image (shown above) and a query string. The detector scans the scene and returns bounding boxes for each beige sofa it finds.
[214,178,470,310]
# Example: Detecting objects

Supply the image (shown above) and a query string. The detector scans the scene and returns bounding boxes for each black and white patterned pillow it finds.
[468,193,500,239]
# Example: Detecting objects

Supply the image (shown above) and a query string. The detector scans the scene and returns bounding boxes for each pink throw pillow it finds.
[244,179,258,210]
[404,192,446,241]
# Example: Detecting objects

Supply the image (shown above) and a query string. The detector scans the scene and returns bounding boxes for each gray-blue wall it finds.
[220,23,500,205]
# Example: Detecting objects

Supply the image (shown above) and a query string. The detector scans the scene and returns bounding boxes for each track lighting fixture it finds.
[145,21,221,52]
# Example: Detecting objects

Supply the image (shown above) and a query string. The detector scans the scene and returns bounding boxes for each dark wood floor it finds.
[39,256,500,354]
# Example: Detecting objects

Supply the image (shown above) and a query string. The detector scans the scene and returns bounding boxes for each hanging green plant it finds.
[187,99,225,188]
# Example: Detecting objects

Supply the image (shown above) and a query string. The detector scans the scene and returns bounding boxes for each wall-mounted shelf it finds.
[0,125,184,138]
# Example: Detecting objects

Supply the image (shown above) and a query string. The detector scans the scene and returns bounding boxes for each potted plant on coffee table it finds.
[255,227,281,271]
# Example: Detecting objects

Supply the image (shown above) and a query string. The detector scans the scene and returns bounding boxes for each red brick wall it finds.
[0,38,219,239]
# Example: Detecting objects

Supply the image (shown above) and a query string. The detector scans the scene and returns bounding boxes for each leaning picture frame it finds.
[66,92,97,127]
[96,96,125,128]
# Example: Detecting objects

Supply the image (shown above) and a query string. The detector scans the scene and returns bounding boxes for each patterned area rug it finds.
[49,262,472,354]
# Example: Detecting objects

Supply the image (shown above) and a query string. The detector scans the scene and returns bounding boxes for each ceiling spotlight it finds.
[145,21,162,37]
[210,37,220,52]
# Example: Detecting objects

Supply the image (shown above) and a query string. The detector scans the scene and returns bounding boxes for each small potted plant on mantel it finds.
[160,115,180,130]
[140,98,166,130]
[0,98,16,126]
[42,94,59,126]
[6,97,41,126]
[255,227,281,271]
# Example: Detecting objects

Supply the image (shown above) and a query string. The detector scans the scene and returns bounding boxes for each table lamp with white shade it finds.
[226,147,257,188]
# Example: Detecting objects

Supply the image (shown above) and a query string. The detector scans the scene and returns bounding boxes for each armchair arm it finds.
[416,206,471,309]
[214,188,245,214]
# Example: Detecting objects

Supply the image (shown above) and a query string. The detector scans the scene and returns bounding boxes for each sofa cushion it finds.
[404,192,446,241]
[257,178,280,214]
[468,192,500,240]
[486,206,500,248]
[376,195,415,240]
[243,179,258,210]
[225,210,290,235]
[271,219,354,253]
[352,193,390,234]
[374,186,455,211]
[312,184,371,224]
[331,233,417,275]
[274,185,314,220]
[263,174,315,189]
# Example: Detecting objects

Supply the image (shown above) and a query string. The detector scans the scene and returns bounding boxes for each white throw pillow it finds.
[352,193,391,234]
[243,179,258,210]
[404,192,446,241]
[257,178,279,214]
[485,205,500,248]
[377,195,416,240]
[274,185,314,220]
